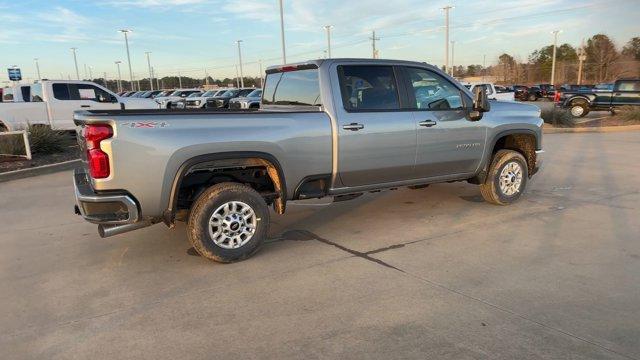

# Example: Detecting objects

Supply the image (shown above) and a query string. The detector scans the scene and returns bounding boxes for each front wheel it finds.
[480,150,529,205]
[569,100,589,117]
[528,94,537,102]
[187,182,270,263]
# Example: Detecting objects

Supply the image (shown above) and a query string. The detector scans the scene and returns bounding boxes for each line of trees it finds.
[456,34,640,85]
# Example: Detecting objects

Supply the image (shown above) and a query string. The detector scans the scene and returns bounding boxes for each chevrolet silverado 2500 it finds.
[73,59,544,263]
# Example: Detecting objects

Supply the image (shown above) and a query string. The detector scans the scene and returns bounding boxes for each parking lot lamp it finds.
[279,0,286,63]
[450,40,455,77]
[145,52,154,91]
[34,58,41,81]
[115,61,123,93]
[550,30,561,85]
[70,48,80,80]
[236,40,245,88]
[118,29,134,91]
[324,25,333,58]
[259,60,264,88]
[441,6,454,75]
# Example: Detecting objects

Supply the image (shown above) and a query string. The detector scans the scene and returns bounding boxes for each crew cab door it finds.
[47,83,120,130]
[400,66,486,178]
[611,80,640,107]
[334,65,417,186]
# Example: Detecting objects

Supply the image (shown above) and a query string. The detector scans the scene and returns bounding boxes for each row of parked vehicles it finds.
[117,88,263,110]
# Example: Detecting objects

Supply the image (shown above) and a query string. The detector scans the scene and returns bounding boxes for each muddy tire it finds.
[569,100,589,118]
[480,150,528,206]
[187,182,269,263]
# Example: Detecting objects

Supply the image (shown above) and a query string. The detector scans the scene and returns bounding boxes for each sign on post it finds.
[8,68,22,81]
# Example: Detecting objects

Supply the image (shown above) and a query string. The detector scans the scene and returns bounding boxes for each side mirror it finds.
[469,86,490,121]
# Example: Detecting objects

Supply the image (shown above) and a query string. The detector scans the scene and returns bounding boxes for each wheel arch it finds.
[471,129,539,184]
[164,151,287,225]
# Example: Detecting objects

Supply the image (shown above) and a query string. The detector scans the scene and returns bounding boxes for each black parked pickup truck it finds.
[559,79,640,117]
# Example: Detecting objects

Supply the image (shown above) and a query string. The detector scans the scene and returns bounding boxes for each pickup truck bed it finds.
[73,58,544,263]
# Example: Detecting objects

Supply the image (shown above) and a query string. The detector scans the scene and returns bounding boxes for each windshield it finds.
[222,90,240,97]
[247,89,262,98]
[201,90,216,97]
[169,91,182,96]
[187,93,201,98]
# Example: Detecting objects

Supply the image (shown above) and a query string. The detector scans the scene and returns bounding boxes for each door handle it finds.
[614,93,622,96]
[81,105,91,108]
[343,123,364,131]
[418,120,437,127]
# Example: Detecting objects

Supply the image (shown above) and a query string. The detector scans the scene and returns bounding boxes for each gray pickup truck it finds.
[73,59,543,263]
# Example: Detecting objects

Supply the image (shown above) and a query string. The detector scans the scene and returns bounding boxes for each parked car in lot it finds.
[155,89,202,109]
[558,78,640,117]
[463,83,514,101]
[205,88,255,108]
[72,58,543,263]
[512,85,531,101]
[559,84,595,92]
[529,84,556,101]
[229,89,263,109]
[137,90,164,99]
[0,80,157,131]
[184,89,229,109]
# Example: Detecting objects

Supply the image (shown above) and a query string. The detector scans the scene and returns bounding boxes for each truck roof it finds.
[266,58,435,72]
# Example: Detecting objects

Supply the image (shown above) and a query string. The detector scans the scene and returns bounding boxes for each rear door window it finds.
[337,65,399,111]
[262,68,321,106]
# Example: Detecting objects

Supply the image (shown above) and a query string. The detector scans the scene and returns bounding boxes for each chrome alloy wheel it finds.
[570,105,584,117]
[499,161,523,196]
[208,201,257,249]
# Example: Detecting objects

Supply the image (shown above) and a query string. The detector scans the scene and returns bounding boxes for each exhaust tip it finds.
[98,221,152,238]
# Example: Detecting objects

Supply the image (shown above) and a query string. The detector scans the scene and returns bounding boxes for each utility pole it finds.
[259,60,264,88]
[204,68,209,86]
[236,40,244,88]
[84,63,88,80]
[178,72,183,88]
[103,72,108,89]
[577,41,586,85]
[115,61,123,93]
[278,0,287,64]
[441,6,453,75]
[88,66,93,80]
[370,30,380,59]
[235,66,240,88]
[118,29,134,91]
[34,58,42,81]
[550,30,561,85]
[482,54,486,82]
[324,25,333,58]
[153,67,160,90]
[70,48,80,80]
[145,51,154,91]
[450,40,455,77]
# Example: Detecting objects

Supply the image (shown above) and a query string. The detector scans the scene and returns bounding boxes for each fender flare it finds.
[472,129,540,184]
[563,95,593,107]
[163,151,287,225]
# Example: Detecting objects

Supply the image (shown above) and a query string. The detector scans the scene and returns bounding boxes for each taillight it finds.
[554,92,562,103]
[83,124,113,179]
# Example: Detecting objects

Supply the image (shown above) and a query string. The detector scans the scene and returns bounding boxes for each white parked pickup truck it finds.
[463,83,515,102]
[0,80,157,131]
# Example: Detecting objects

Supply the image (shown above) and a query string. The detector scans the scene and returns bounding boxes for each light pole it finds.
[118,29,134,91]
[34,58,41,81]
[482,54,486,82]
[70,48,80,80]
[145,51,154,91]
[235,66,240,88]
[577,44,586,85]
[324,25,333,58]
[115,61,123,93]
[450,40,455,77]
[441,6,453,75]
[550,30,561,85]
[88,65,93,80]
[278,0,286,63]
[236,40,245,88]
[259,59,264,88]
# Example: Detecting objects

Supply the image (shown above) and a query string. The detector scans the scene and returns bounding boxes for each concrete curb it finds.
[544,125,640,134]
[0,159,81,183]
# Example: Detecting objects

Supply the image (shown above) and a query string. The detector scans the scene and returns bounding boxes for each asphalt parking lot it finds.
[1,131,639,359]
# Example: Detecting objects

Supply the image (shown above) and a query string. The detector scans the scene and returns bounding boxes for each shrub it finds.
[617,106,640,123]
[0,133,27,157]
[540,107,575,127]
[28,125,66,154]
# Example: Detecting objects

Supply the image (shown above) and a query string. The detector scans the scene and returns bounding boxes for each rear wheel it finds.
[528,94,537,102]
[187,182,269,263]
[569,100,589,117]
[480,150,528,205]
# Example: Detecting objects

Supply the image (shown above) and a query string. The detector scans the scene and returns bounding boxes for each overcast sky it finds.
[1,0,638,83]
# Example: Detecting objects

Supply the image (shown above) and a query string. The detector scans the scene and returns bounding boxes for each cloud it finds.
[106,0,211,7]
